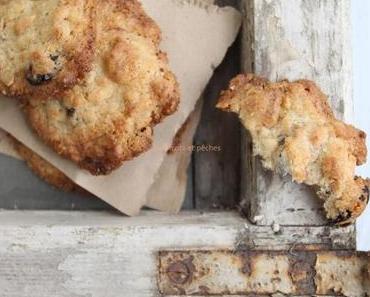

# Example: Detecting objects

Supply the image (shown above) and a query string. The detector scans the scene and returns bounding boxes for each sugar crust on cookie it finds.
[217,74,369,225]
[24,0,180,175]
[0,0,96,99]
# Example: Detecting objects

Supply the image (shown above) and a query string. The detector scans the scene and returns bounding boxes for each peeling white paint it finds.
[242,0,354,226]
[0,211,356,296]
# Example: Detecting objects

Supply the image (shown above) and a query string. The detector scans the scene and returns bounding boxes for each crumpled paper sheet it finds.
[146,99,203,213]
[0,0,241,215]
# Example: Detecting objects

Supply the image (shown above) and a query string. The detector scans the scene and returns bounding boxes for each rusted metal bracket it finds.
[158,250,370,296]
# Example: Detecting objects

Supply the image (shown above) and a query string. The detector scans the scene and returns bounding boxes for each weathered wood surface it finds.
[240,0,353,225]
[0,211,358,297]
[0,1,362,296]
[186,0,241,210]
[193,40,241,210]
[0,154,111,210]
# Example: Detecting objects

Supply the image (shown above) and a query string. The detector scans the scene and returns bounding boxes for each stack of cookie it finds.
[0,0,180,186]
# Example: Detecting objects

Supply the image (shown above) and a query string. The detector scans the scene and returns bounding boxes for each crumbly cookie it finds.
[23,0,180,175]
[217,74,369,225]
[0,0,95,99]
[9,136,79,192]
[9,109,190,192]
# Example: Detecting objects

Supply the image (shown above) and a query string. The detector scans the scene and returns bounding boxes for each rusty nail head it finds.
[166,257,194,285]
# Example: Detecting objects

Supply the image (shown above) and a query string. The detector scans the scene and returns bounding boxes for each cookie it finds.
[9,108,191,192]
[23,0,180,175]
[9,136,79,192]
[217,74,369,225]
[0,0,95,99]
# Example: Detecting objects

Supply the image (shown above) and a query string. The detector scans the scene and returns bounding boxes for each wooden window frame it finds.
[1,1,369,296]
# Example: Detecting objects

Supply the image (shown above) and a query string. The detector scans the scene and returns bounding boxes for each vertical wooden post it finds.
[240,0,353,226]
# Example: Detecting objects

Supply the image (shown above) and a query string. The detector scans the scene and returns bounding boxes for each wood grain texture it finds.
[0,154,111,210]
[240,0,353,226]
[0,210,356,297]
[193,38,241,210]
[185,0,241,210]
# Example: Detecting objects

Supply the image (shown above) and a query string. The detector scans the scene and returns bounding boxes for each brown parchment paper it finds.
[0,130,20,160]
[0,0,241,215]
[146,99,203,212]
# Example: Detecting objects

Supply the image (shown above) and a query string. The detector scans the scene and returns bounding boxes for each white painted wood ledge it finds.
[0,210,359,297]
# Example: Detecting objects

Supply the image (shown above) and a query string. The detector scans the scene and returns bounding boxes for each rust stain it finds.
[364,262,370,279]
[198,285,210,294]
[158,250,370,296]
[239,251,253,276]
[165,255,196,286]
[287,252,316,294]
[315,251,370,296]
[167,260,192,285]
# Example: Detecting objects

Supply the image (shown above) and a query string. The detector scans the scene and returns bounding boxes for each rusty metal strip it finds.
[158,250,370,296]
[316,251,370,297]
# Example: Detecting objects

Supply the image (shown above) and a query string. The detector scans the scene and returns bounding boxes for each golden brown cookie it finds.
[9,136,79,192]
[9,111,190,193]
[0,0,95,99]
[217,74,369,225]
[23,0,180,175]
